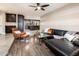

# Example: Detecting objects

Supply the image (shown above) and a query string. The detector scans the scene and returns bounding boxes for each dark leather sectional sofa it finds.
[42,29,79,56]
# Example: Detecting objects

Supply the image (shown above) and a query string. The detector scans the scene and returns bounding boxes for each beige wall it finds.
[0,12,5,35]
[25,16,40,20]
[0,12,18,35]
[41,3,79,31]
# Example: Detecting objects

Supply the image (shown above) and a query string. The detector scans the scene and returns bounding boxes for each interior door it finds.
[18,15,24,32]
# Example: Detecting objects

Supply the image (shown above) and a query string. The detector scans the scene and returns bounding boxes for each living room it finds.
[0,3,79,56]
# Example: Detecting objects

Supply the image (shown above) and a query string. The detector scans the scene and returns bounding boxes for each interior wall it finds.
[25,16,40,20]
[0,12,5,35]
[24,16,40,31]
[41,3,79,32]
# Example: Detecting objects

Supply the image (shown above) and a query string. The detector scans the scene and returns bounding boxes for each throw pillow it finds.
[66,31,76,35]
[72,34,79,46]
[64,33,75,41]
[53,35,64,39]
[14,31,21,34]
[72,34,79,41]
[44,28,54,34]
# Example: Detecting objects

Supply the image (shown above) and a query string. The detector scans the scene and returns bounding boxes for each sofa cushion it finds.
[44,39,78,56]
[54,29,67,36]
[73,39,79,46]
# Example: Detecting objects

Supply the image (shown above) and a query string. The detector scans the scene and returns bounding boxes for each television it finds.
[6,13,16,22]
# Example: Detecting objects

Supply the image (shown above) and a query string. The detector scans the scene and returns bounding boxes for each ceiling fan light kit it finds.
[37,6,41,10]
[29,3,49,11]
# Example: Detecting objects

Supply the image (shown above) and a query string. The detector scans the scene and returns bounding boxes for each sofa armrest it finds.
[71,48,79,56]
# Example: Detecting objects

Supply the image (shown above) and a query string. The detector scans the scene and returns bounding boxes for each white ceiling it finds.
[0,3,68,17]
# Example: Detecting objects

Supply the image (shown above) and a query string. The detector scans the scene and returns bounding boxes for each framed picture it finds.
[6,13,16,22]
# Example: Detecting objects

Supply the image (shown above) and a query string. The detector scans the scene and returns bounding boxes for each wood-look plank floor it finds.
[8,38,54,56]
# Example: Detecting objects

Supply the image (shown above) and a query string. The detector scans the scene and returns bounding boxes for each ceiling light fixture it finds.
[37,6,41,10]
[29,3,49,11]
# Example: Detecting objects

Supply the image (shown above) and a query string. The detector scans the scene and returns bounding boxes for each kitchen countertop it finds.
[0,34,14,56]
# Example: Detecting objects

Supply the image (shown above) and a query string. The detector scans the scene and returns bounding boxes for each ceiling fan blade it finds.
[35,8,38,11]
[37,3,40,6]
[29,5,36,7]
[41,4,49,7]
[41,8,45,11]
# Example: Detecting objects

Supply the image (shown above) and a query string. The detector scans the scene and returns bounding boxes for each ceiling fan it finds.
[29,3,49,11]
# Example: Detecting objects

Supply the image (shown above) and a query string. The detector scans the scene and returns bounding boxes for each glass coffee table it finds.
[37,33,53,45]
